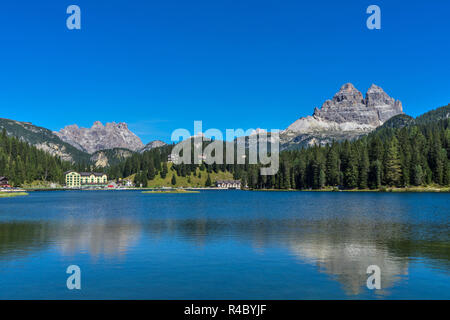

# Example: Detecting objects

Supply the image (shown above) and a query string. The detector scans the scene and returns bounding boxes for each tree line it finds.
[2,107,449,190]
[107,118,450,190]
[243,118,450,189]
[0,129,73,186]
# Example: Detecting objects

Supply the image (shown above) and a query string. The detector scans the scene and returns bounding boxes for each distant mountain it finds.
[0,118,90,163]
[139,140,168,153]
[90,148,135,168]
[280,83,404,149]
[55,121,144,154]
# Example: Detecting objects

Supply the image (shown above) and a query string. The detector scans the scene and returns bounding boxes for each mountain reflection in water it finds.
[0,190,448,299]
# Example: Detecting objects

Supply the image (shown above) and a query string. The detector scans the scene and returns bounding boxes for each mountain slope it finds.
[280,83,404,149]
[139,140,168,153]
[377,114,415,129]
[0,118,90,162]
[90,148,135,167]
[415,103,450,124]
[376,103,450,131]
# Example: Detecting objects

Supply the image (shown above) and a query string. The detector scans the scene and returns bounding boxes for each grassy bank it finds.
[0,192,28,198]
[142,190,200,194]
[130,163,234,188]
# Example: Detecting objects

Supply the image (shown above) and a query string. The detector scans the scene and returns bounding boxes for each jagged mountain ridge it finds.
[280,83,404,149]
[55,121,144,154]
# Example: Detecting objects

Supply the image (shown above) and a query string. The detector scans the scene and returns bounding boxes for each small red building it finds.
[0,176,10,188]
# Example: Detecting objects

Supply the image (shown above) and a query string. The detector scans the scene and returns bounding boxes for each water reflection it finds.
[0,219,141,260]
[54,219,141,258]
[0,191,448,298]
[1,216,448,296]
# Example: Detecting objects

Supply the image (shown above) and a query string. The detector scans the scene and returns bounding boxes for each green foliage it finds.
[171,174,177,185]
[205,174,212,187]
[415,104,450,124]
[0,118,91,163]
[0,128,73,186]
[385,137,402,186]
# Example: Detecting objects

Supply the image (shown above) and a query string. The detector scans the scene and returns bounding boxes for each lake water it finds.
[0,190,448,299]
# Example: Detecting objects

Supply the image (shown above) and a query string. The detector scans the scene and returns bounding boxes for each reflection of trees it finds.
[0,220,142,260]
[0,222,53,261]
[1,213,448,296]
[385,240,450,270]
[140,217,449,295]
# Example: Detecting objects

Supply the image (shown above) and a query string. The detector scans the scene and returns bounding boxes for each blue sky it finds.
[0,0,449,143]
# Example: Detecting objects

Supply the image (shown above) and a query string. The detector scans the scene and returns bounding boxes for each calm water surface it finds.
[0,190,448,299]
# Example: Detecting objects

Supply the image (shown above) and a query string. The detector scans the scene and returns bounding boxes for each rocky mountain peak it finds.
[92,121,105,129]
[55,121,144,154]
[282,83,404,149]
[333,83,364,103]
[365,84,403,122]
[312,83,402,126]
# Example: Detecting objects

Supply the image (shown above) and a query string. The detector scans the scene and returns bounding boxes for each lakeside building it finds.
[112,179,134,188]
[0,176,10,188]
[216,180,242,189]
[65,171,108,188]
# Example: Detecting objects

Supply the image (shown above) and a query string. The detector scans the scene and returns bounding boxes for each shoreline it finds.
[15,186,450,193]
[0,192,28,198]
[248,186,450,193]
[142,190,200,194]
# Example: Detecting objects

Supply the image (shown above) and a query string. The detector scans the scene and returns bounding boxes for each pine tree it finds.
[413,164,424,186]
[358,147,370,189]
[369,160,382,189]
[147,161,156,180]
[318,168,326,189]
[343,144,358,189]
[205,174,212,187]
[161,162,168,179]
[385,137,402,186]
[326,144,340,186]
[171,174,177,186]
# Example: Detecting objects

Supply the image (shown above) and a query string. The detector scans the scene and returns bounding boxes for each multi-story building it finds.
[65,171,108,188]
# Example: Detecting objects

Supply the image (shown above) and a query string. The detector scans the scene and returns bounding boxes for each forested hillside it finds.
[0,118,91,163]
[0,129,73,186]
[262,118,450,189]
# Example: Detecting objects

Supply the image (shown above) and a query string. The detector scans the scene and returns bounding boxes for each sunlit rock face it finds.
[280,83,403,149]
[55,121,144,154]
